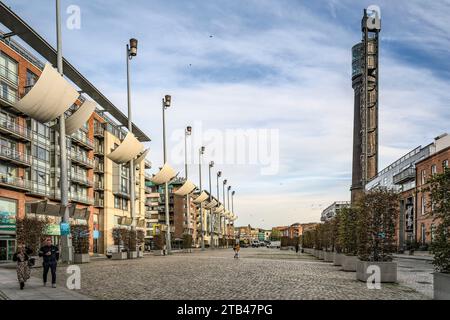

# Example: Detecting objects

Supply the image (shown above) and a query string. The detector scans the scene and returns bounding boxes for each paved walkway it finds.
[0,267,90,300]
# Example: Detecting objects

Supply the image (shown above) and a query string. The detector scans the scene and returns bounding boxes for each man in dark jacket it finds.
[38,238,59,288]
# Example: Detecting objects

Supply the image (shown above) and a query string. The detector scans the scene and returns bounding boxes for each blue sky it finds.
[2,0,449,228]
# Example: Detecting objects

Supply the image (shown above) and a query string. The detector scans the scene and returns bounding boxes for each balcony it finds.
[94,198,104,208]
[94,181,104,190]
[94,145,104,156]
[71,131,94,150]
[93,126,105,138]
[145,186,152,194]
[145,173,152,181]
[71,193,94,205]
[0,145,32,167]
[0,118,32,142]
[94,163,104,173]
[70,152,94,169]
[393,167,416,185]
[27,183,50,197]
[71,173,93,187]
[0,65,19,87]
[145,160,152,169]
[0,174,31,191]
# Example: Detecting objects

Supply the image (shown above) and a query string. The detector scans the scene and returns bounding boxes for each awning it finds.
[204,199,218,209]
[135,149,150,166]
[65,100,96,135]
[174,180,196,196]
[13,63,79,123]
[193,191,208,204]
[107,132,144,164]
[150,163,177,185]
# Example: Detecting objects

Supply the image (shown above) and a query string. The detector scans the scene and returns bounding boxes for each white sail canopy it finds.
[65,100,96,135]
[193,191,208,204]
[107,132,144,164]
[135,149,150,166]
[150,163,177,185]
[204,199,218,209]
[215,205,224,214]
[13,63,79,123]
[174,180,196,196]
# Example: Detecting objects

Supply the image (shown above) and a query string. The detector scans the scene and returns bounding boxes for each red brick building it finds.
[415,146,450,246]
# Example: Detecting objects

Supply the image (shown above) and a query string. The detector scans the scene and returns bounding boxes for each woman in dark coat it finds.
[12,245,32,290]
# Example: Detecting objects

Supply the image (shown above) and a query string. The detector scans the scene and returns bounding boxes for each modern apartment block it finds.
[365,133,450,250]
[320,202,351,222]
[0,32,150,261]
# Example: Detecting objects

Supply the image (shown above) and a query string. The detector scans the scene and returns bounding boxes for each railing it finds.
[71,131,94,149]
[94,181,104,190]
[94,198,104,207]
[0,85,19,105]
[145,186,152,193]
[71,192,94,205]
[70,152,94,168]
[0,173,31,190]
[28,183,50,197]
[94,126,104,137]
[71,173,93,186]
[0,118,32,140]
[0,65,18,86]
[94,163,104,173]
[393,167,416,185]
[94,145,104,155]
[0,145,32,166]
[145,173,152,181]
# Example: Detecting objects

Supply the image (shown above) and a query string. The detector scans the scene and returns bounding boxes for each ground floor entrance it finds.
[0,236,16,262]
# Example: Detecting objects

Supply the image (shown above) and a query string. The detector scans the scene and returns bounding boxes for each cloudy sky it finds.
[2,0,449,229]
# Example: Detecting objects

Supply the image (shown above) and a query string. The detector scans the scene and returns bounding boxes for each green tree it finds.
[427,168,450,273]
[271,229,281,241]
[356,188,399,262]
[339,207,358,255]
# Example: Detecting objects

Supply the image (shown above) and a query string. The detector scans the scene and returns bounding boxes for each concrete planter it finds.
[153,250,165,256]
[342,255,359,272]
[333,253,344,266]
[73,253,90,264]
[318,250,324,260]
[137,251,144,258]
[434,272,450,300]
[112,252,128,260]
[313,249,319,257]
[128,251,138,259]
[356,261,397,283]
[324,251,334,262]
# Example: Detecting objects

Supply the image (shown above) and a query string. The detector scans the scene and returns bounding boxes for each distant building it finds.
[320,202,350,222]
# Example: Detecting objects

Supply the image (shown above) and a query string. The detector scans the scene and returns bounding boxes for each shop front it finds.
[0,197,17,262]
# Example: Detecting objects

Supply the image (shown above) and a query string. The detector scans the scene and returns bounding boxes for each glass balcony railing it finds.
[0,85,19,105]
[393,167,416,185]
[70,192,94,205]
[0,145,32,166]
[71,173,93,186]
[94,126,104,137]
[0,118,31,141]
[70,152,94,168]
[94,181,104,190]
[71,131,94,149]
[0,65,18,86]
[94,198,104,207]
[94,163,104,173]
[0,173,31,190]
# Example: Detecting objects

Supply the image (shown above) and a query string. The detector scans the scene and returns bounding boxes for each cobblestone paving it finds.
[54,248,430,300]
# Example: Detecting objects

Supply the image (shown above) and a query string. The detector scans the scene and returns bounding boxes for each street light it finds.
[185,126,192,240]
[199,146,206,250]
[208,161,215,249]
[222,179,227,246]
[227,186,231,241]
[232,190,236,244]
[216,171,222,247]
[55,0,72,263]
[126,38,138,242]
[162,94,172,254]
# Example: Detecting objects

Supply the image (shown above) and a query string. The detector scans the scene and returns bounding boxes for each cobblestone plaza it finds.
[38,248,431,300]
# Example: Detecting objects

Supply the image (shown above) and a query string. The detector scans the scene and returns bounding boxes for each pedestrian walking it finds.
[233,243,240,259]
[38,238,59,288]
[295,242,299,253]
[12,245,32,290]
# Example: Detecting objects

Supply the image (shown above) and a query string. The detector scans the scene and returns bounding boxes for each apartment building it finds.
[321,202,351,222]
[415,137,450,247]
[365,133,450,250]
[0,32,150,261]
